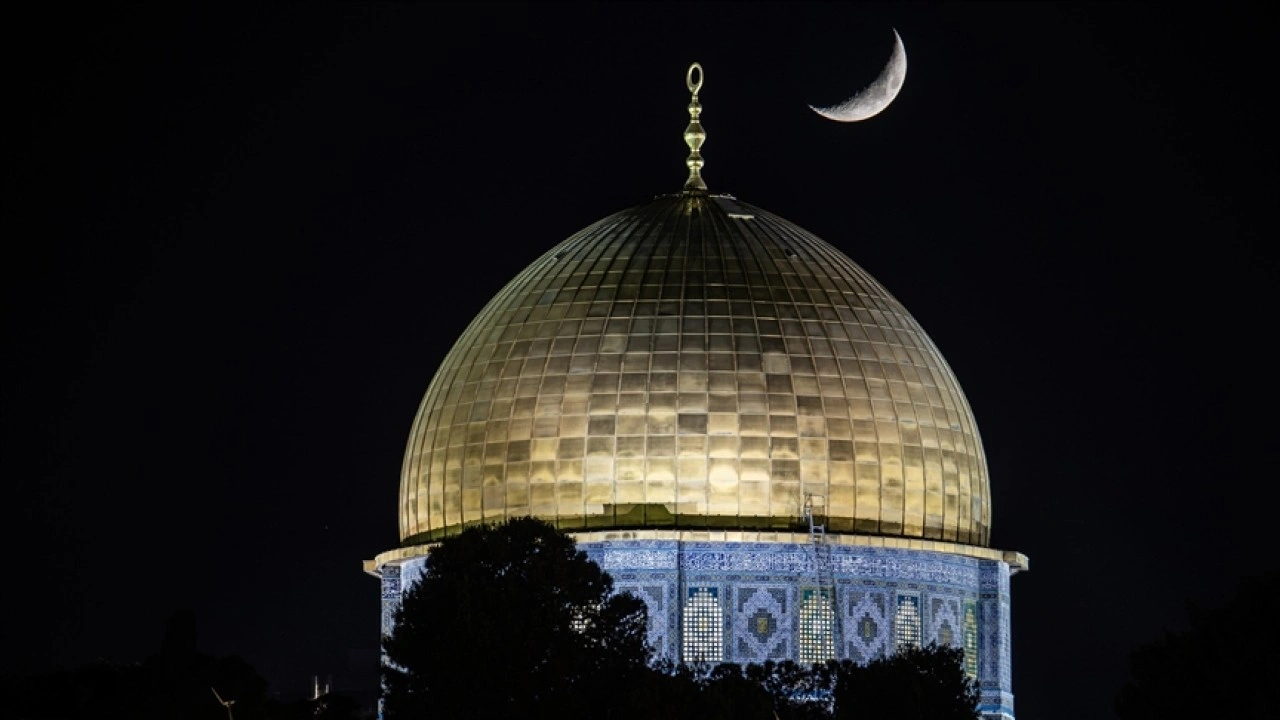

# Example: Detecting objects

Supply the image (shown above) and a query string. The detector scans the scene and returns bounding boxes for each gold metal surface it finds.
[366,530,1030,578]
[683,63,707,192]
[399,193,991,545]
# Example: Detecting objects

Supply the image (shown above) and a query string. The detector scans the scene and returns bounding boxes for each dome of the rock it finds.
[371,62,1026,719]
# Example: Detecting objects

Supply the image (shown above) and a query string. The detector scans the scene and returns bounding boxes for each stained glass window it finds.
[894,594,921,651]
[682,586,723,663]
[798,587,835,664]
[963,601,979,678]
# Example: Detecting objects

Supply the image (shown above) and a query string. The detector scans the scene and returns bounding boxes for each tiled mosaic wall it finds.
[380,540,1014,719]
[586,540,1014,718]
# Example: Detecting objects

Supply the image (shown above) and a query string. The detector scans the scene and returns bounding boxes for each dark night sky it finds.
[3,2,1277,717]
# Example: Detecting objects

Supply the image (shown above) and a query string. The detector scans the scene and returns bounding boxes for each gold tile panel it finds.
[400,195,991,546]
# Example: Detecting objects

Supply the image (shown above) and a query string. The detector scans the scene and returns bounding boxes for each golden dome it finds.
[400,193,990,546]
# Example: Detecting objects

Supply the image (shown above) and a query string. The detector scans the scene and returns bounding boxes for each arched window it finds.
[963,601,979,678]
[798,587,835,664]
[894,594,921,651]
[682,586,723,663]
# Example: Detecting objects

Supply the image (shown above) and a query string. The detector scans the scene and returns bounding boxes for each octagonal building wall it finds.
[377,538,1017,719]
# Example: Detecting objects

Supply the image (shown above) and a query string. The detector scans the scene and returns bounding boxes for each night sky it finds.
[4,3,1276,718]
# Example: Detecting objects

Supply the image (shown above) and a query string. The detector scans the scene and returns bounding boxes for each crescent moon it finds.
[810,29,907,122]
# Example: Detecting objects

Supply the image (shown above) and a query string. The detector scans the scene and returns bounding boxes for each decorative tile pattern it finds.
[380,565,402,599]
[615,583,671,655]
[843,590,889,664]
[595,540,981,585]
[399,557,427,592]
[831,553,981,586]
[978,561,1014,718]
[750,608,779,642]
[379,565,401,648]
[732,586,790,662]
[379,540,1016,715]
[928,595,961,648]
[603,548,678,570]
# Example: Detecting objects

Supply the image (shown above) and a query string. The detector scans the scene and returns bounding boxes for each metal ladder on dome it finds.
[802,494,839,662]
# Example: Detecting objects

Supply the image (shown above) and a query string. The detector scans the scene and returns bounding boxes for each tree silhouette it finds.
[1116,573,1280,720]
[378,517,985,719]
[381,517,650,720]
[1,611,279,720]
[831,644,979,720]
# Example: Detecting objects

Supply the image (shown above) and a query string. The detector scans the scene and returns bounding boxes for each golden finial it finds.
[683,62,707,193]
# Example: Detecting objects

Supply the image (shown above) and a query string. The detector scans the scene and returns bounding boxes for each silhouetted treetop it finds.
[1116,573,1280,720]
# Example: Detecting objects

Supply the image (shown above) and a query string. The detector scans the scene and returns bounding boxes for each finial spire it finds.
[683,62,707,193]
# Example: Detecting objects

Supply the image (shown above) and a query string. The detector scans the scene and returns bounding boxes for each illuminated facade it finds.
[366,67,1026,719]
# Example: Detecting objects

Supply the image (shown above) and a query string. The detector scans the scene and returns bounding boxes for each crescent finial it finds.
[683,62,707,193]
[687,62,703,94]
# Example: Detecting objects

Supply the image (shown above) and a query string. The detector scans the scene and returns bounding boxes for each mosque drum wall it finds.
[379,540,1017,719]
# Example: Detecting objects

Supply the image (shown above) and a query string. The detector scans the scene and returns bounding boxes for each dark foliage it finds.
[381,517,651,720]
[831,644,979,720]
[611,659,829,720]
[0,610,369,720]
[1116,573,1280,720]
[700,663,791,719]
[616,647,976,720]
[380,518,980,719]
[0,611,273,720]
[748,660,836,720]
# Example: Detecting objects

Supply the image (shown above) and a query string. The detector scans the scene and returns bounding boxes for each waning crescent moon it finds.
[810,29,907,122]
